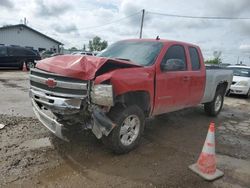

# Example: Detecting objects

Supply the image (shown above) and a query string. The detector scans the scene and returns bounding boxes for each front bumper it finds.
[30,89,82,115]
[30,88,116,140]
[230,85,249,95]
[31,98,68,141]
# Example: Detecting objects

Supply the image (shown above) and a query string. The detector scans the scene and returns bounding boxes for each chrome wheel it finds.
[215,95,222,112]
[27,62,35,69]
[119,115,140,146]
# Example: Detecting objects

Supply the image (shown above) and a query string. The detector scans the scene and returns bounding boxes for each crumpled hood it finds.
[36,55,141,80]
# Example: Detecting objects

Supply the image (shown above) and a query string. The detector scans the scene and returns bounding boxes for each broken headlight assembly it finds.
[90,84,114,107]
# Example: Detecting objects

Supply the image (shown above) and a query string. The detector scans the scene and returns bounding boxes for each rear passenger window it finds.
[25,49,36,56]
[189,47,200,70]
[0,47,7,56]
[9,48,24,56]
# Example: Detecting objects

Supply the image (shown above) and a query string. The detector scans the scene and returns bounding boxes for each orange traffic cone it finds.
[189,122,224,181]
[22,63,28,72]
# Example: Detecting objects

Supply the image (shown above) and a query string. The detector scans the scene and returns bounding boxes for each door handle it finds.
[183,76,190,81]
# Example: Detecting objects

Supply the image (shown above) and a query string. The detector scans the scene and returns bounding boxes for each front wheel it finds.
[204,89,224,116]
[102,105,145,154]
[26,61,35,70]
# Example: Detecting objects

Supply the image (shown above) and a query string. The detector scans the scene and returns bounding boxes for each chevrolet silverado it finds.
[29,39,233,153]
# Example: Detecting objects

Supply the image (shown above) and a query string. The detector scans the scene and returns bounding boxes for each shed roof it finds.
[0,24,63,45]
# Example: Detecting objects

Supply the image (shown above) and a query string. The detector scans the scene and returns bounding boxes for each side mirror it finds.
[161,59,186,71]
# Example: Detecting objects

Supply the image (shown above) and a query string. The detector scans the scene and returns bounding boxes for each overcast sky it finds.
[1,0,250,65]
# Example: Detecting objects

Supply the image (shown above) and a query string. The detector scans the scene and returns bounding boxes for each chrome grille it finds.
[30,68,87,98]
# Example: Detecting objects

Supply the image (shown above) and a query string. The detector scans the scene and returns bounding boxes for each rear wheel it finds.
[204,88,224,116]
[102,105,145,154]
[19,61,24,70]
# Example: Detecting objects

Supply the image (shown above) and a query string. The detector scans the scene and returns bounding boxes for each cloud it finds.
[53,23,79,34]
[1,0,250,65]
[120,0,142,26]
[233,20,250,37]
[239,44,250,53]
[92,1,119,11]
[0,0,14,9]
[205,0,250,17]
[35,0,72,17]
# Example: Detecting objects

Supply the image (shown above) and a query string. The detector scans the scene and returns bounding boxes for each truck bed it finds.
[201,67,233,103]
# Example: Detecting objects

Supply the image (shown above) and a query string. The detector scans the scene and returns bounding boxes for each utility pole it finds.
[139,9,145,39]
[24,17,27,25]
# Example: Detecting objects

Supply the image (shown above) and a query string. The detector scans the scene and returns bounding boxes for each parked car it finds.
[29,39,233,154]
[226,65,250,98]
[0,46,41,70]
[40,50,54,59]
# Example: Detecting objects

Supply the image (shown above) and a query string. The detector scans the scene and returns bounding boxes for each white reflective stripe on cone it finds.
[201,132,215,154]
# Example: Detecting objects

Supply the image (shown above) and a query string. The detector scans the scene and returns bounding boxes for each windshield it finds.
[97,41,163,66]
[227,67,250,77]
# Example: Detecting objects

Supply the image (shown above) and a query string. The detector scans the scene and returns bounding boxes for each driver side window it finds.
[161,45,187,72]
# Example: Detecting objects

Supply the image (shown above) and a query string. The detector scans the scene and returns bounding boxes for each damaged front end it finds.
[30,68,116,141]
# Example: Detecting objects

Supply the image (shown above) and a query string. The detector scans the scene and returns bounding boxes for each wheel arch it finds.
[114,91,151,117]
[216,81,228,95]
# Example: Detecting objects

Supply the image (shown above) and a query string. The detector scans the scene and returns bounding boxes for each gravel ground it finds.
[0,71,249,188]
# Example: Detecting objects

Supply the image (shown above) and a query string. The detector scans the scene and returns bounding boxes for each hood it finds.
[36,55,141,80]
[233,75,250,83]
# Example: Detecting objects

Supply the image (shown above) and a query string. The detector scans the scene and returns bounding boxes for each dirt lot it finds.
[0,71,250,188]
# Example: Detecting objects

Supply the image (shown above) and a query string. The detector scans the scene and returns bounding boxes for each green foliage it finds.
[69,47,78,51]
[205,57,222,65]
[88,36,108,51]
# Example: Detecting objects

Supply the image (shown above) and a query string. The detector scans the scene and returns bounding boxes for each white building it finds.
[0,24,63,53]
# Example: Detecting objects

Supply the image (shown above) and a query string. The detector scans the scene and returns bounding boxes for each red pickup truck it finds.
[29,39,233,153]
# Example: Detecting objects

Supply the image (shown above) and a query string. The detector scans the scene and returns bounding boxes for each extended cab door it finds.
[186,46,206,106]
[153,44,191,115]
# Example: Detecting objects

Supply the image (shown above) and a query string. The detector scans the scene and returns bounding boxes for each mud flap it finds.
[92,108,116,139]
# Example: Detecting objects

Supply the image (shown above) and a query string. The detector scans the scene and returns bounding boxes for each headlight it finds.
[91,84,114,106]
[236,81,248,86]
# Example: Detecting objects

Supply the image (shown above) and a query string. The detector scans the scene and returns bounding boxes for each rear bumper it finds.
[31,99,68,141]
[230,85,249,95]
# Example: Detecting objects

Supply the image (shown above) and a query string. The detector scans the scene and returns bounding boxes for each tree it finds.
[70,47,78,51]
[205,57,222,65]
[88,36,108,51]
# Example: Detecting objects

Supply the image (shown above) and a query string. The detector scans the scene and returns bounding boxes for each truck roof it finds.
[121,38,199,48]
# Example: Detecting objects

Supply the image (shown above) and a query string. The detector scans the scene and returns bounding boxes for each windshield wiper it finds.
[114,58,131,62]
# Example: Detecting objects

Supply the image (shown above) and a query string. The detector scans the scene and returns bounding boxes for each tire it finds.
[225,89,230,97]
[102,105,145,154]
[204,88,224,116]
[26,61,35,70]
